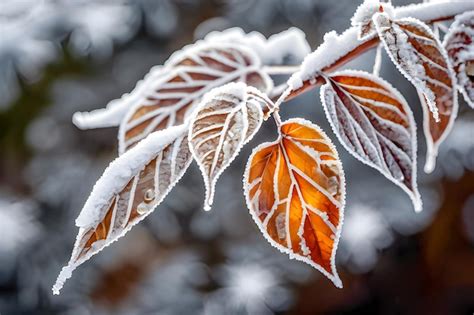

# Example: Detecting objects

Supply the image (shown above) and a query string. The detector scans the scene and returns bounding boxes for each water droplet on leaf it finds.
[144,189,155,202]
[137,202,150,215]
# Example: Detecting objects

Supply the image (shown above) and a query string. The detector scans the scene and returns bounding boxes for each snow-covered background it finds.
[0,0,473,314]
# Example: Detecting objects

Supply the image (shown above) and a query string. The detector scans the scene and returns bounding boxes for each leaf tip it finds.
[52,265,73,295]
[413,196,423,213]
[72,111,87,129]
[333,275,343,289]
[424,154,436,174]
[203,182,215,211]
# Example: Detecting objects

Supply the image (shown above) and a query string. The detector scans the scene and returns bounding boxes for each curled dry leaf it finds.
[444,11,474,108]
[244,118,345,288]
[189,82,274,211]
[53,124,192,294]
[374,13,458,173]
[320,70,422,212]
[118,42,272,154]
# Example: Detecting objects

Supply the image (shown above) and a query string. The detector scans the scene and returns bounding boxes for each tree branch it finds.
[280,1,474,103]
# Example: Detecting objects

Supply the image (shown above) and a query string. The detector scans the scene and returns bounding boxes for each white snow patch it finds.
[288,1,474,90]
[288,28,365,89]
[395,1,474,22]
[444,10,474,109]
[75,123,189,228]
[204,27,310,65]
[352,0,394,26]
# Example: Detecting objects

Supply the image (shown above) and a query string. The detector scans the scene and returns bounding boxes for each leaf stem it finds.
[272,109,283,129]
[373,44,383,76]
[269,83,289,101]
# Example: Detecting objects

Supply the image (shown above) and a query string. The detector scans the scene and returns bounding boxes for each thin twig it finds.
[269,83,289,101]
[373,44,383,76]
[272,109,283,129]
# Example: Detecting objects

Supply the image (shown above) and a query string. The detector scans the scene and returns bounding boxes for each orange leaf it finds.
[118,42,273,153]
[321,70,422,212]
[444,11,474,108]
[189,82,273,211]
[374,13,458,173]
[53,124,192,294]
[244,119,345,288]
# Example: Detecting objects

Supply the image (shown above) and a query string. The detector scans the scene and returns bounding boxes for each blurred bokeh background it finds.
[0,0,473,314]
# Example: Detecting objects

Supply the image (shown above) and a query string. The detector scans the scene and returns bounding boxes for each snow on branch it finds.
[72,27,308,131]
[288,1,474,90]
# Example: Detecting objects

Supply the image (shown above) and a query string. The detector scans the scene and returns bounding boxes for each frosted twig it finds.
[272,109,283,129]
[269,83,289,101]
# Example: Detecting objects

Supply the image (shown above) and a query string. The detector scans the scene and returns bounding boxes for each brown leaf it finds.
[244,118,345,288]
[189,82,273,210]
[374,13,458,173]
[53,124,192,294]
[321,70,422,211]
[118,42,273,154]
[444,11,474,108]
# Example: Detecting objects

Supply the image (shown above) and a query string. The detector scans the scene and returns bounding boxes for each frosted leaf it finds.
[118,42,273,154]
[374,13,436,120]
[351,0,394,40]
[244,118,345,288]
[394,2,474,23]
[189,82,273,211]
[444,11,474,108]
[53,124,192,295]
[74,28,305,136]
[320,70,422,212]
[374,13,458,173]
